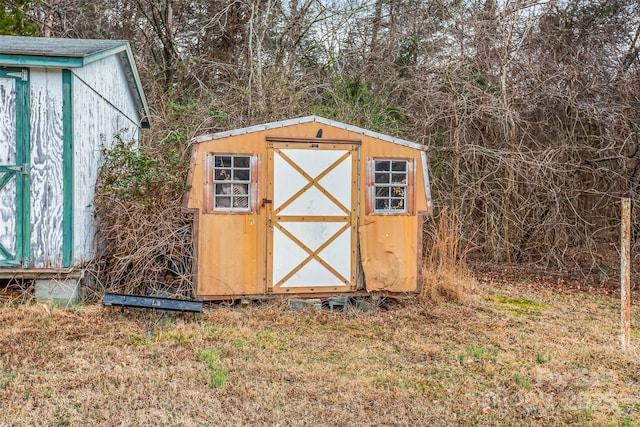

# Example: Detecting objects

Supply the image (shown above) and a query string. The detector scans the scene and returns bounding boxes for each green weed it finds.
[255,330,286,351]
[536,351,553,364]
[0,369,18,389]
[580,401,594,421]
[130,336,150,346]
[620,416,633,427]
[168,332,193,345]
[197,348,220,368]
[497,295,547,309]
[458,346,497,364]
[210,369,227,388]
[496,294,548,316]
[197,348,228,389]
[51,410,70,427]
[513,373,531,390]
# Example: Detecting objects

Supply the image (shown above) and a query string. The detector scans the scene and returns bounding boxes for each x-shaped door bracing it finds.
[269,146,356,291]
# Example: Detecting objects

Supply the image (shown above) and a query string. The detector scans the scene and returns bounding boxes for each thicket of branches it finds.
[5,0,640,290]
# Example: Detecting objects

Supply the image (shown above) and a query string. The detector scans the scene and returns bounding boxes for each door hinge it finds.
[6,163,29,176]
[6,69,28,81]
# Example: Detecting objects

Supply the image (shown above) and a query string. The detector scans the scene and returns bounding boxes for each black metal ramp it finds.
[102,293,203,313]
[102,293,203,337]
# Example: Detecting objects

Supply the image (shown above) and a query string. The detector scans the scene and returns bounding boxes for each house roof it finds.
[0,36,150,128]
[0,37,127,58]
[193,116,427,151]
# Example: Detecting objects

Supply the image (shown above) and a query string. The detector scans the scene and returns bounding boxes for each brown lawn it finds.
[0,278,639,426]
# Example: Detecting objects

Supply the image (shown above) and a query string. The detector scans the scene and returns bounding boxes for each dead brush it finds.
[88,135,194,300]
[0,279,34,307]
[422,207,476,303]
[86,200,193,300]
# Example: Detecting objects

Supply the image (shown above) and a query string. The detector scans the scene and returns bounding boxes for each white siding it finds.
[29,69,64,267]
[72,55,140,263]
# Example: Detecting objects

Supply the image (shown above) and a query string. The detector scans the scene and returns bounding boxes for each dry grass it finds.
[1,278,639,426]
[422,208,477,303]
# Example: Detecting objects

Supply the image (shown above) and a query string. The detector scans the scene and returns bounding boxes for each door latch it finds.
[261,198,272,207]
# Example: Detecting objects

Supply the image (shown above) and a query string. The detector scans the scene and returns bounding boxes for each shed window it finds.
[206,154,257,212]
[369,159,414,214]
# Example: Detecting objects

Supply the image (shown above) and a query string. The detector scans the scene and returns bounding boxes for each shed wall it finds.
[72,55,139,128]
[359,140,425,292]
[29,68,64,267]
[188,133,267,298]
[72,56,140,263]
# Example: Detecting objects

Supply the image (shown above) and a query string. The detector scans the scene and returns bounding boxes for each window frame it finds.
[366,157,415,215]
[204,153,260,214]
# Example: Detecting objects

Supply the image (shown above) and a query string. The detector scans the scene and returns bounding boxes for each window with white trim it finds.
[211,154,251,211]
[373,159,409,213]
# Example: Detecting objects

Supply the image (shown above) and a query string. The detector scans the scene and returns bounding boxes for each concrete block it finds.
[288,298,322,311]
[354,298,374,312]
[328,295,350,312]
[35,279,79,307]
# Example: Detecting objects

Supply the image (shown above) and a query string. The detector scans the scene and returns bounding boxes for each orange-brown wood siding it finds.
[197,214,264,296]
[186,121,429,298]
[359,215,418,291]
[359,139,426,292]
[187,132,267,297]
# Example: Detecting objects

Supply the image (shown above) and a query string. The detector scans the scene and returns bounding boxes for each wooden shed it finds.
[0,36,150,299]
[184,116,432,299]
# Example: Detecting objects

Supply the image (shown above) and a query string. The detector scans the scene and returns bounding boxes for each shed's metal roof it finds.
[0,36,126,57]
[193,116,427,151]
[0,36,150,128]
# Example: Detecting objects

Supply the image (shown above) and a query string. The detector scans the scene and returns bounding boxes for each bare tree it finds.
[18,0,640,285]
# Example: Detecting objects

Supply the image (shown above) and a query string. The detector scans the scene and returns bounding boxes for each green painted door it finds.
[0,68,30,267]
